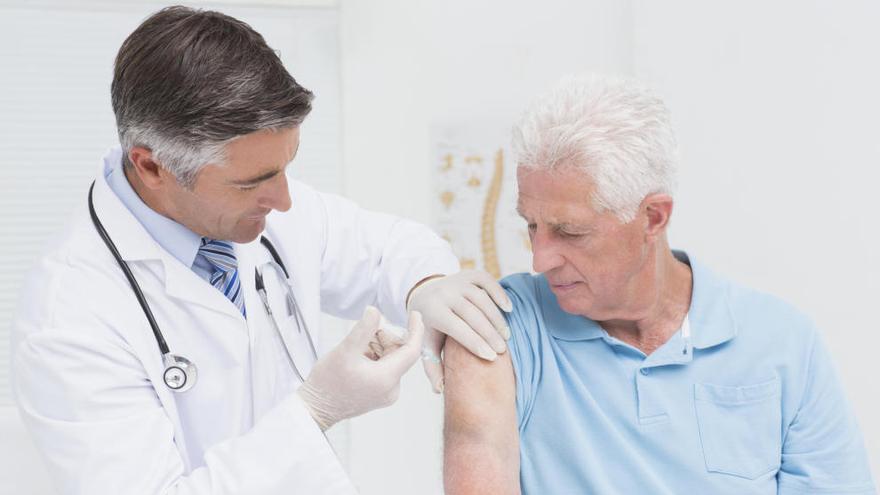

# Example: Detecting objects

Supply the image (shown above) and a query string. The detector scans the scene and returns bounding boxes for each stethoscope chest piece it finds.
[162,354,197,393]
[89,180,303,393]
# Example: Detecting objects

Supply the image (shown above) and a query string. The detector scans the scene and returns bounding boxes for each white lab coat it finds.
[11,150,459,494]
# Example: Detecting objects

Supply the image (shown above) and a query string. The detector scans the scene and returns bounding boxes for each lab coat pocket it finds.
[694,377,782,480]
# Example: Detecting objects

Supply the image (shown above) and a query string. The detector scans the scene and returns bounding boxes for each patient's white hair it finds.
[512,74,678,223]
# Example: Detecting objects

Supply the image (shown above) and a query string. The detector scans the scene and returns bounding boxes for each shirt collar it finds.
[544,250,737,350]
[538,278,606,342]
[104,147,202,269]
[676,250,738,349]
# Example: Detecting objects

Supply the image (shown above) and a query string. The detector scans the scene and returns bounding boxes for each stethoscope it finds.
[88,181,318,393]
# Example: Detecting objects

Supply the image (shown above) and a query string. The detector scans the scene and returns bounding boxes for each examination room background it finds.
[1,1,878,493]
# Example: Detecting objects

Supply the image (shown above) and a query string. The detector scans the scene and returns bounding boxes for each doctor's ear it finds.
[642,193,674,240]
[127,147,171,190]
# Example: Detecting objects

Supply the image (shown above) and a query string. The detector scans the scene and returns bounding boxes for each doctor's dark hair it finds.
[111,5,314,188]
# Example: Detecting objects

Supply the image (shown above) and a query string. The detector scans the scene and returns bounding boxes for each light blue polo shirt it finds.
[503,251,875,495]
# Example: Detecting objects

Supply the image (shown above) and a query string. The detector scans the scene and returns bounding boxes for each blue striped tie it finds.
[198,238,246,317]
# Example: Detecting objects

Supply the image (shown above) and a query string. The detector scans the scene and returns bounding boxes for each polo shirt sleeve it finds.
[500,273,544,431]
[777,326,876,494]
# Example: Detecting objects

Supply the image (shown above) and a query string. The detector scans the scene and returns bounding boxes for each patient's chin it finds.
[555,292,592,317]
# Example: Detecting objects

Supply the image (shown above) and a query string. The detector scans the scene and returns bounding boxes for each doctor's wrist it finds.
[406,274,446,310]
[296,386,335,432]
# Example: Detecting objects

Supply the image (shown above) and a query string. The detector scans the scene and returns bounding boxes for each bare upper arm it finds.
[443,336,520,494]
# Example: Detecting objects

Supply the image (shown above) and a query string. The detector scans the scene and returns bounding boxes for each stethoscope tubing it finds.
[89,182,170,355]
[88,179,316,392]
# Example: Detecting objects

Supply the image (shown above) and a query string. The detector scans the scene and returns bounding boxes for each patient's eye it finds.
[552,224,590,240]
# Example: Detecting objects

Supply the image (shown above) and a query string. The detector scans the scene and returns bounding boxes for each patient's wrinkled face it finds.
[516,165,653,321]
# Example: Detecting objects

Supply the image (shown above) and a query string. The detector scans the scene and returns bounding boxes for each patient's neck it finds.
[600,249,693,356]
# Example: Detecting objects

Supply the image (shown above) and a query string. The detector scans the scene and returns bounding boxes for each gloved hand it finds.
[297,306,424,431]
[406,270,513,393]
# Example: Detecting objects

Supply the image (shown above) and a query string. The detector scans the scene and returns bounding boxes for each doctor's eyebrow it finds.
[228,148,300,186]
[228,169,281,186]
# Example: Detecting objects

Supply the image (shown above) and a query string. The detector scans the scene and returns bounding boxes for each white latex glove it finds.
[406,270,513,393]
[366,315,408,361]
[297,306,425,431]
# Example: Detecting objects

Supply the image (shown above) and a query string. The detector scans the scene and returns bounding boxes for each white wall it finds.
[632,0,880,483]
[339,0,879,493]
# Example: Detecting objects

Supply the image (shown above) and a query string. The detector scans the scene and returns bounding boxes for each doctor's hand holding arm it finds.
[407,270,513,393]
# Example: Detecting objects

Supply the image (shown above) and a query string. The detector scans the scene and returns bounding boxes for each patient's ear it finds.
[642,193,674,241]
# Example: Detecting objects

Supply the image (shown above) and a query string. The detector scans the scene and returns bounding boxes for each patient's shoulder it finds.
[444,335,515,392]
[500,272,544,298]
[500,272,552,318]
[443,279,526,410]
[499,272,559,341]
[444,333,516,431]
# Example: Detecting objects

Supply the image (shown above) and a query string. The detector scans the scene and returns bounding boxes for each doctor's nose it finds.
[262,173,292,212]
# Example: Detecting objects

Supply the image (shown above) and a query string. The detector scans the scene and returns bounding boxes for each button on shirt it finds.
[502,251,875,495]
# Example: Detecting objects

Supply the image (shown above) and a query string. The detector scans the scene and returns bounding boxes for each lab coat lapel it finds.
[238,239,274,420]
[162,252,244,320]
[161,228,271,322]
[91,161,197,468]
[91,155,160,262]
[262,221,322,356]
[236,238,266,326]
[92,157,246,320]
[238,237,314,420]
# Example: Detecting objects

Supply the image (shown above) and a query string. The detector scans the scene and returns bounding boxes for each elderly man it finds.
[443,75,875,494]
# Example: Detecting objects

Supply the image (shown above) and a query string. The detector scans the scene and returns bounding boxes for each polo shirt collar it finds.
[539,278,607,342]
[543,250,737,350]
[679,250,738,349]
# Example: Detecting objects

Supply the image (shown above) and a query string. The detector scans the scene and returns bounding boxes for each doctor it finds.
[11,6,511,494]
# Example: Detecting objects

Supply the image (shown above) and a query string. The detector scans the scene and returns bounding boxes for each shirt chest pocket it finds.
[693,377,782,480]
